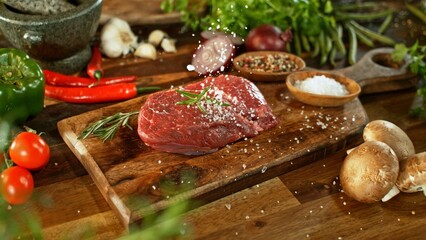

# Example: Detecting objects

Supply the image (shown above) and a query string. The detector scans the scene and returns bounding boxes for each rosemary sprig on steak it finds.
[78,111,139,142]
[176,86,230,113]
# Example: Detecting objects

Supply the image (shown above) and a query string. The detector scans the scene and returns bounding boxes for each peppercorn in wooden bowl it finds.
[232,51,305,82]
[286,71,361,107]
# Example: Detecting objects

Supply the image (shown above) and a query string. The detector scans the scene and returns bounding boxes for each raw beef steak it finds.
[137,74,278,155]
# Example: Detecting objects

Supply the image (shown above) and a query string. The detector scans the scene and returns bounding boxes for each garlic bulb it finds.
[161,38,177,53]
[148,30,168,47]
[100,17,138,58]
[134,43,157,60]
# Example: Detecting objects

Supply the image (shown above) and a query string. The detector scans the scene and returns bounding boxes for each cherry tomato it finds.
[0,166,34,205]
[9,132,50,171]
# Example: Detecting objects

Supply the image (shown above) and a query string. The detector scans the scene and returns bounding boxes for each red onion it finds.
[245,24,293,52]
[200,30,244,46]
[191,35,235,75]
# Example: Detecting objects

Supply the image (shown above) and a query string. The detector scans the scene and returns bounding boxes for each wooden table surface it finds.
[2,1,426,239]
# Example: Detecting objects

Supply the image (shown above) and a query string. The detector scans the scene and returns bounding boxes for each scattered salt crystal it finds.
[7,205,12,210]
[54,162,58,166]
[225,204,232,210]
[343,202,347,205]
[260,209,265,214]
[245,215,250,220]
[294,75,349,96]
[186,64,195,72]
[412,211,416,215]
[242,164,247,169]
[261,166,268,173]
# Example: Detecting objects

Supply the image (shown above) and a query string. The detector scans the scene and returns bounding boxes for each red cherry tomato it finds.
[9,132,50,171]
[0,166,34,205]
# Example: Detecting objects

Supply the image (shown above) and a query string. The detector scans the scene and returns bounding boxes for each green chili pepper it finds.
[0,48,44,125]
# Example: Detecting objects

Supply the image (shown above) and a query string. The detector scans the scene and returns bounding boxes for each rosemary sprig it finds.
[78,111,139,142]
[175,86,230,113]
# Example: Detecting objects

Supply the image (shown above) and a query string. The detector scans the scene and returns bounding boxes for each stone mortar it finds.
[0,0,102,74]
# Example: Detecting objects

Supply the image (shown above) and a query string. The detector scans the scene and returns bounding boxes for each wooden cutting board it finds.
[57,79,369,228]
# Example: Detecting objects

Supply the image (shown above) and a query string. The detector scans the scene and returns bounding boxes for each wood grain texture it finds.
[57,78,368,227]
[100,0,182,25]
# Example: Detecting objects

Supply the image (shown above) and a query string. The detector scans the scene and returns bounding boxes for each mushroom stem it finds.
[381,185,400,202]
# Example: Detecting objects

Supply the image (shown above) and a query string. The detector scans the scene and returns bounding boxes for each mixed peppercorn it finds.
[236,54,299,73]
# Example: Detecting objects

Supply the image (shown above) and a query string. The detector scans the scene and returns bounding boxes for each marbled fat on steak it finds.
[137,74,278,155]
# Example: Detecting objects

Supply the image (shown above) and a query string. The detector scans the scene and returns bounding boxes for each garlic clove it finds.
[134,43,157,60]
[100,17,138,58]
[148,30,168,47]
[161,38,177,53]
[101,39,124,58]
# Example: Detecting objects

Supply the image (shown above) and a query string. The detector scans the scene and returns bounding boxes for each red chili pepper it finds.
[45,84,161,103]
[43,70,137,87]
[87,45,103,81]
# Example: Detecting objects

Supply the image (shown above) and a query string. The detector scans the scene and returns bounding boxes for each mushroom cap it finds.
[396,151,426,193]
[363,120,415,161]
[340,141,399,203]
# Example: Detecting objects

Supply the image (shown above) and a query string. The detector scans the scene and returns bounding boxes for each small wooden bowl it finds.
[286,71,361,107]
[233,51,305,82]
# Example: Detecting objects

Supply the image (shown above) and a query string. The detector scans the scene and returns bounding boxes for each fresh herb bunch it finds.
[392,42,426,119]
[161,0,394,65]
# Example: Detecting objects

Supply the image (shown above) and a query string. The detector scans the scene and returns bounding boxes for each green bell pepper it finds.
[0,48,44,125]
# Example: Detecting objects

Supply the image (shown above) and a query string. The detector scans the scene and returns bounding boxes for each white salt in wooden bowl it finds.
[286,71,361,107]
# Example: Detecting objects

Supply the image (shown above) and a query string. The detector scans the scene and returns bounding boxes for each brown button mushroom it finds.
[396,152,426,195]
[340,141,399,203]
[363,120,415,161]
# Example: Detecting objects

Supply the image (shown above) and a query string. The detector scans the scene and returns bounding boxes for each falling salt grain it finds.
[186,64,195,71]
[343,202,347,206]
[412,211,416,215]
[77,210,80,214]
[54,162,58,166]
[7,205,12,210]
[261,209,265,214]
